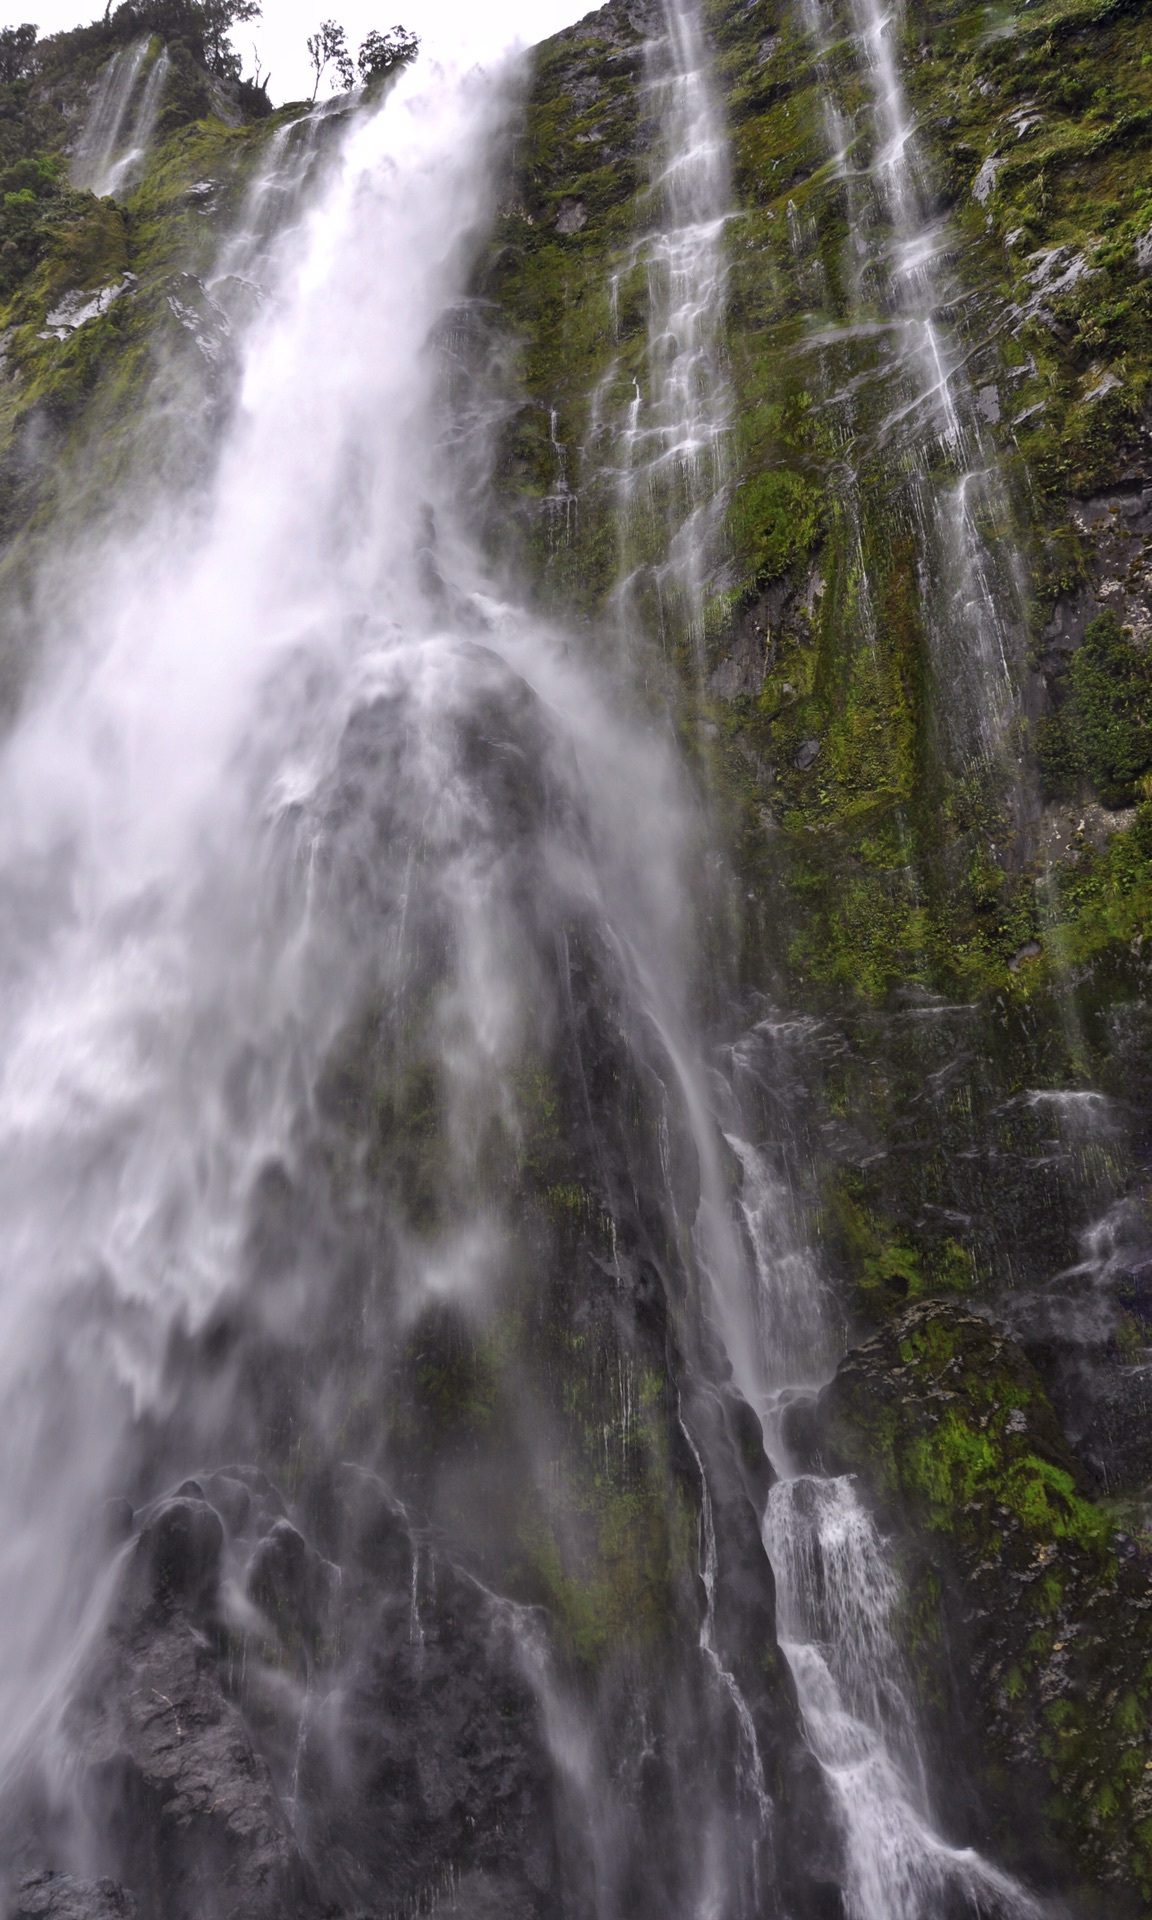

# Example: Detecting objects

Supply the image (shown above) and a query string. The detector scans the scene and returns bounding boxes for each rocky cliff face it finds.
[3,0,1152,1916]
[481,0,1152,1907]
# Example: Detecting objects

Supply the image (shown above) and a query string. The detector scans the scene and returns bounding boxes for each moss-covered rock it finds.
[0,16,307,681]
[817,1299,1152,1912]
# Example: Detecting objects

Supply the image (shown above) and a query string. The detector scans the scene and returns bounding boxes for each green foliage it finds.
[0,154,74,294]
[903,1407,1112,1554]
[1036,706,1081,801]
[112,0,261,81]
[1063,609,1152,806]
[358,26,419,83]
[727,468,824,585]
[0,24,37,86]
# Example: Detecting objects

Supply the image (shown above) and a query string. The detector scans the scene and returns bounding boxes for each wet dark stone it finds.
[1115,1254,1152,1324]
[329,1463,418,1591]
[778,1391,824,1474]
[793,738,821,771]
[777,1746,847,1920]
[11,1874,137,1920]
[71,1589,317,1920]
[245,1518,328,1650]
[198,1470,251,1536]
[1078,1363,1152,1487]
[131,1499,223,1616]
[722,1387,776,1506]
[295,1539,559,1918]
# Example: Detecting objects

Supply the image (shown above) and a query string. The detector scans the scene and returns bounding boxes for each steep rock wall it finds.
[485,1,1152,1905]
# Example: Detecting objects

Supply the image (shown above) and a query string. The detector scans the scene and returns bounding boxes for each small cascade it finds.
[763,1475,1042,1920]
[209,100,351,318]
[725,1129,833,1397]
[697,1117,1049,1915]
[690,1027,1049,1915]
[71,39,169,199]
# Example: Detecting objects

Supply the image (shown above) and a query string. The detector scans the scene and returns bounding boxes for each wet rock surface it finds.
[290,1471,561,1919]
[66,1490,318,1920]
[816,1300,1152,1911]
[11,1877,137,1920]
[9,1434,830,1920]
[8,1463,556,1920]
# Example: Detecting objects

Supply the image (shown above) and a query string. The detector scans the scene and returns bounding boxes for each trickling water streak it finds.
[71,39,168,199]
[613,0,732,667]
[544,406,577,552]
[797,0,1024,769]
[679,1416,773,1838]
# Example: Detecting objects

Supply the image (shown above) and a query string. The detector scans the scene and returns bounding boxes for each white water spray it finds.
[0,53,529,1792]
[71,39,170,199]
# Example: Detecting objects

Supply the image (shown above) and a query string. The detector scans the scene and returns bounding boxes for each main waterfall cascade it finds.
[0,1,1141,1917]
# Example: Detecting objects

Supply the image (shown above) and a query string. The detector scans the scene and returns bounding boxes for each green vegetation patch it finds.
[820,1299,1152,1907]
[1039,610,1152,807]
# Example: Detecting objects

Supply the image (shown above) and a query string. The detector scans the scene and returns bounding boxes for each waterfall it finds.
[0,49,523,1801]
[0,22,776,1916]
[71,39,169,199]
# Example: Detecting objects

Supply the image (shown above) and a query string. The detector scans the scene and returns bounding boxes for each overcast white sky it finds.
[4,0,592,103]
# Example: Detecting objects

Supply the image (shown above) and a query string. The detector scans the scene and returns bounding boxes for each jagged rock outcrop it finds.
[11,1876,137,1920]
[10,1436,827,1920]
[12,1468,560,1920]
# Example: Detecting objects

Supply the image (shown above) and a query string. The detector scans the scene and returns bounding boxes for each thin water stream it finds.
[797,0,1025,776]
[71,38,169,198]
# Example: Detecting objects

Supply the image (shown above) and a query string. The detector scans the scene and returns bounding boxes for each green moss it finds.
[1055,610,1152,807]
[520,1472,696,1668]
[727,468,824,586]
[822,1301,1152,1904]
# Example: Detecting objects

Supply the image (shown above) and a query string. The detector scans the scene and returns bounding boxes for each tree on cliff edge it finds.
[357,25,418,82]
